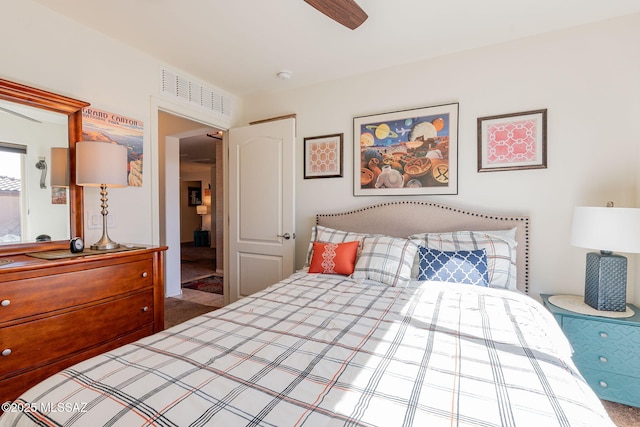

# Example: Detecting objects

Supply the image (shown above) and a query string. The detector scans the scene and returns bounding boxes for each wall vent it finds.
[160,67,231,117]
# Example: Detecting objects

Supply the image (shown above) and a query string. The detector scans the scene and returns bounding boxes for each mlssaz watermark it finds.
[2,401,88,413]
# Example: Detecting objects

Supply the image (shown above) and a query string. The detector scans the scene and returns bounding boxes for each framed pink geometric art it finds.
[477,109,547,172]
[304,133,343,179]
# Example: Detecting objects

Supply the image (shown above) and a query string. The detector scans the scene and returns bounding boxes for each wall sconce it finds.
[50,147,69,187]
[35,158,47,189]
[76,141,128,250]
[571,203,640,311]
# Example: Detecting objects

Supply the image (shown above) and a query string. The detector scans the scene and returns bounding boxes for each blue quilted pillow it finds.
[417,247,489,286]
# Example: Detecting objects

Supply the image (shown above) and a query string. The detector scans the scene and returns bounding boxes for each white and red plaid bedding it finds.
[1,272,614,426]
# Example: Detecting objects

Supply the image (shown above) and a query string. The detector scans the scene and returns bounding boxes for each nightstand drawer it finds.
[580,367,640,407]
[562,316,640,375]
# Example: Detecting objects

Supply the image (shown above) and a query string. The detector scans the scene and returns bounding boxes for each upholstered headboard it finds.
[316,201,530,293]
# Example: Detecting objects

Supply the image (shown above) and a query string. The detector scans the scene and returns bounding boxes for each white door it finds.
[228,118,295,302]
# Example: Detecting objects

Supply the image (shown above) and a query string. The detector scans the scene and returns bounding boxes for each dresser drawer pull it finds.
[141,272,148,278]
[142,306,149,312]
[1,349,11,357]
[599,381,608,388]
[599,356,608,363]
[599,332,608,339]
[0,299,9,307]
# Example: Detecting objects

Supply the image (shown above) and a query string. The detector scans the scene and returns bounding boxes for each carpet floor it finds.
[181,244,217,284]
[164,298,217,328]
[602,400,640,426]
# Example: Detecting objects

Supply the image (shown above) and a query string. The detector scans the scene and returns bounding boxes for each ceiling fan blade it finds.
[304,0,368,30]
[0,105,41,123]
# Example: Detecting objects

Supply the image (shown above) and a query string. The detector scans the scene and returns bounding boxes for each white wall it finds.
[180,168,212,243]
[180,164,213,239]
[1,0,240,250]
[243,14,640,303]
[4,1,640,304]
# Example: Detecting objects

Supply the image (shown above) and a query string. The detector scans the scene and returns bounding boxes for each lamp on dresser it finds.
[76,141,128,250]
[50,147,69,187]
[571,203,640,311]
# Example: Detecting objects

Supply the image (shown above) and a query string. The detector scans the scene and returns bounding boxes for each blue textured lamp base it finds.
[584,252,627,312]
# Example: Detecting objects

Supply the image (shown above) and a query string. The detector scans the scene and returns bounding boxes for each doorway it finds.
[178,138,223,308]
[156,109,225,307]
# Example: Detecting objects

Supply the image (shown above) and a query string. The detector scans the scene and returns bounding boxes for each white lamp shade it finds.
[50,147,69,187]
[571,206,640,253]
[76,141,128,187]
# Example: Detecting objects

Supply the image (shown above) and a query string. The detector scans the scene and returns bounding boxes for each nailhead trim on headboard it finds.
[316,201,530,294]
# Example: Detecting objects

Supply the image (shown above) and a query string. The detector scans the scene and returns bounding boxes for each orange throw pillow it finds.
[308,241,359,275]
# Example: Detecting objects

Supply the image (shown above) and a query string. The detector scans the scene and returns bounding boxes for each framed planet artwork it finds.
[353,103,458,196]
[303,133,343,179]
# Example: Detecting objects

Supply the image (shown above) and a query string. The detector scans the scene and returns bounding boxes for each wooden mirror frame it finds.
[0,78,89,255]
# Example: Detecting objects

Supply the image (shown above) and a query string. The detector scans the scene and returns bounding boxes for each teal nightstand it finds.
[542,294,640,407]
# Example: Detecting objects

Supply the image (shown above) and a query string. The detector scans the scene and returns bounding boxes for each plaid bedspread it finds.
[1,273,614,426]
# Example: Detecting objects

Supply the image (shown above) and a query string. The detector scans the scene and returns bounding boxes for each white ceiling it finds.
[0,99,67,124]
[32,0,640,98]
[180,132,220,166]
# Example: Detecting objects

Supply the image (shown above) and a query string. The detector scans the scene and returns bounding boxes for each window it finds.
[0,142,26,242]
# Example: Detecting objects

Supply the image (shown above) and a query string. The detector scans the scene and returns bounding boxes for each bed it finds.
[0,202,614,426]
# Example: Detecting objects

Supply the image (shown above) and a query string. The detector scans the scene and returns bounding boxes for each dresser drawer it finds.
[0,326,153,405]
[0,290,153,377]
[580,367,640,407]
[0,259,153,324]
[562,316,640,375]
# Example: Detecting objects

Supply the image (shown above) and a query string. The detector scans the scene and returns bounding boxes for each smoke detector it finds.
[277,70,292,80]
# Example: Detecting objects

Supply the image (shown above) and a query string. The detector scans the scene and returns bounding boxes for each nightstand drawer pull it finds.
[0,299,9,307]
[1,349,11,357]
[599,381,608,388]
[142,272,148,278]
[599,356,608,363]
[599,332,608,339]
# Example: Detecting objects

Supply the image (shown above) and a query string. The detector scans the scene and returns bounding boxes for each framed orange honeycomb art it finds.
[303,133,343,179]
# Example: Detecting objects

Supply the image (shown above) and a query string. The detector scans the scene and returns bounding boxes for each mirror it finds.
[0,78,89,255]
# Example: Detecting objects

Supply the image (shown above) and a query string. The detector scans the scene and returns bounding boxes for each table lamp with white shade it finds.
[196,204,208,230]
[76,141,128,250]
[570,203,640,311]
[50,147,69,187]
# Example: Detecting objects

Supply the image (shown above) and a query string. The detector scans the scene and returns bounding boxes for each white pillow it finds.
[482,228,517,247]
[409,229,517,290]
[352,235,419,287]
[305,225,370,267]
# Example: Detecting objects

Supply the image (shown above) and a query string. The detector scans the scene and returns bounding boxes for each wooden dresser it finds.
[0,246,166,404]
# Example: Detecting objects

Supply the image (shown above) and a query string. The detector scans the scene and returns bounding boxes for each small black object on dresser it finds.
[70,237,84,253]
